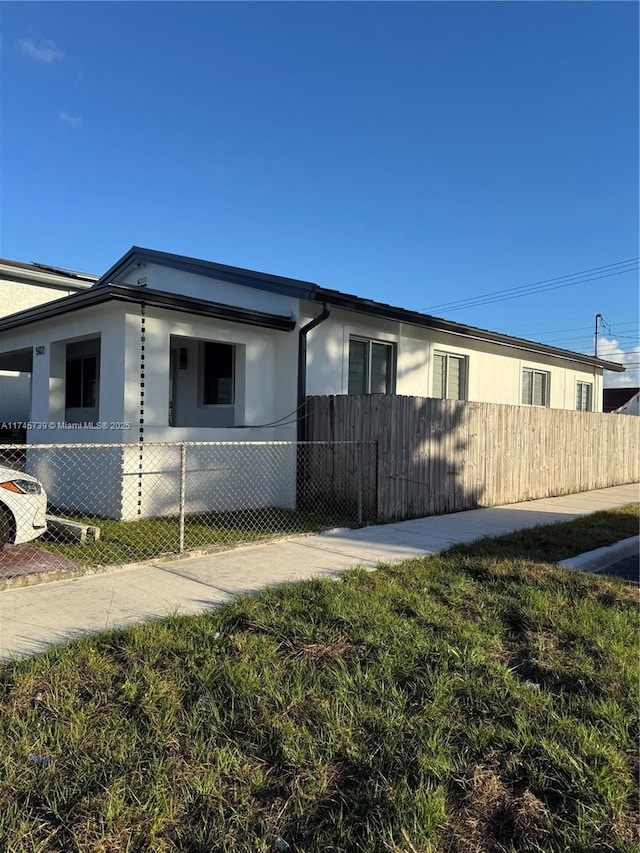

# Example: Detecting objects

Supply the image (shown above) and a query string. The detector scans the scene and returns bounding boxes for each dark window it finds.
[202,342,234,405]
[348,338,395,394]
[65,356,97,408]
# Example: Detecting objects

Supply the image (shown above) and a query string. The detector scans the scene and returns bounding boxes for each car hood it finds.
[0,467,41,484]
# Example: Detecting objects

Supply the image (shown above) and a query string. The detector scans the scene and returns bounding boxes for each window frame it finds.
[521,367,550,407]
[347,336,396,395]
[576,381,593,412]
[432,350,468,401]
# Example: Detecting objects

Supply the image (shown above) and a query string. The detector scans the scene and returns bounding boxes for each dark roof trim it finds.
[96,246,317,300]
[0,284,296,333]
[0,258,97,282]
[2,247,625,373]
[312,287,626,372]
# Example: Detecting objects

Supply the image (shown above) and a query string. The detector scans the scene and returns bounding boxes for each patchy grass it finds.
[0,511,638,852]
[36,507,346,567]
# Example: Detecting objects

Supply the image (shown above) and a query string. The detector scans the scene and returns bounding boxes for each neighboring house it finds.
[0,247,625,518]
[603,386,639,413]
[0,259,96,425]
[613,391,640,416]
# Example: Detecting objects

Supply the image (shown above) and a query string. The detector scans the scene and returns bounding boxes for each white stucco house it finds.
[0,259,96,424]
[0,247,624,518]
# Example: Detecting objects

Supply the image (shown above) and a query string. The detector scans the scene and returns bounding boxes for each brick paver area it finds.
[0,545,80,580]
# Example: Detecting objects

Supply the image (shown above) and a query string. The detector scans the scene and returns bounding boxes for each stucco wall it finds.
[0,276,89,422]
[0,372,30,421]
[303,307,604,412]
[131,306,298,442]
[116,263,301,319]
[0,280,80,317]
[0,296,299,518]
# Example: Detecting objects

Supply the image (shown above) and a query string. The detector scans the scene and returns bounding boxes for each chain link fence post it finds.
[0,439,379,579]
[178,442,186,553]
[356,441,363,526]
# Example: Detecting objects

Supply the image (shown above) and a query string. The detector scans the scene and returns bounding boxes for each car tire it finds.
[0,506,14,549]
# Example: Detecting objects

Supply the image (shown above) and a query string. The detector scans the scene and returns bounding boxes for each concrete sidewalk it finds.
[1,483,638,660]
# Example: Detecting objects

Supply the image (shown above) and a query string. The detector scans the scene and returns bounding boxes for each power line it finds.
[507,314,640,337]
[423,267,639,313]
[531,321,640,337]
[419,258,638,312]
[533,330,639,345]
[416,258,639,313]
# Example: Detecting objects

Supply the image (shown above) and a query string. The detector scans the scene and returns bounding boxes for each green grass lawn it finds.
[1,507,638,852]
[37,507,347,567]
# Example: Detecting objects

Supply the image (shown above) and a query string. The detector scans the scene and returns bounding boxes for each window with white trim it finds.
[348,338,395,394]
[433,351,467,400]
[521,368,549,407]
[576,381,593,412]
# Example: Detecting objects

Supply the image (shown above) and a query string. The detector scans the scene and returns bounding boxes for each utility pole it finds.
[594,313,602,358]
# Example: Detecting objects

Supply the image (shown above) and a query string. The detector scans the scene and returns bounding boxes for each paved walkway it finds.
[1,483,638,660]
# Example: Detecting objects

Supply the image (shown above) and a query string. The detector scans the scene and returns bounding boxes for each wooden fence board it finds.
[305,394,640,521]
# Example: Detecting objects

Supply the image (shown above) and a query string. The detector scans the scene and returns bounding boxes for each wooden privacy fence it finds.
[305,395,640,522]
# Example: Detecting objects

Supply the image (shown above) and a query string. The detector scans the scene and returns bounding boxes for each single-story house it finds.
[0,259,96,426]
[0,247,625,518]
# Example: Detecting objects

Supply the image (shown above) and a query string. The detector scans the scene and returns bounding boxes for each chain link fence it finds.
[0,441,378,580]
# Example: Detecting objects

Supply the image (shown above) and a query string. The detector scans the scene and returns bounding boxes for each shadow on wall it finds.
[304,394,640,522]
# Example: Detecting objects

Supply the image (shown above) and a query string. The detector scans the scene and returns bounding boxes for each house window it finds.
[202,342,234,405]
[433,352,467,400]
[348,338,395,394]
[521,368,549,407]
[65,356,97,408]
[576,381,593,412]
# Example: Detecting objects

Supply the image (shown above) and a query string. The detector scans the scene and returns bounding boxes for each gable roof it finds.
[96,246,317,300]
[0,246,627,373]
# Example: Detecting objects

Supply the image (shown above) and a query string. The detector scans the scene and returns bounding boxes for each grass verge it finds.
[1,507,638,852]
[449,503,639,563]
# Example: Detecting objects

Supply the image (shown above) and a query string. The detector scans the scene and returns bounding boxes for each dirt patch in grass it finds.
[286,640,358,663]
[452,764,550,852]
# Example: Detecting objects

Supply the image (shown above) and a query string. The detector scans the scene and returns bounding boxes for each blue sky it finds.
[1,1,638,384]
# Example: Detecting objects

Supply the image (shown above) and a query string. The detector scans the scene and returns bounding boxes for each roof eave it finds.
[0,284,296,334]
[312,289,626,373]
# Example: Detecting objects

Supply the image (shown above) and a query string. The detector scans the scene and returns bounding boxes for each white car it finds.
[0,467,48,548]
